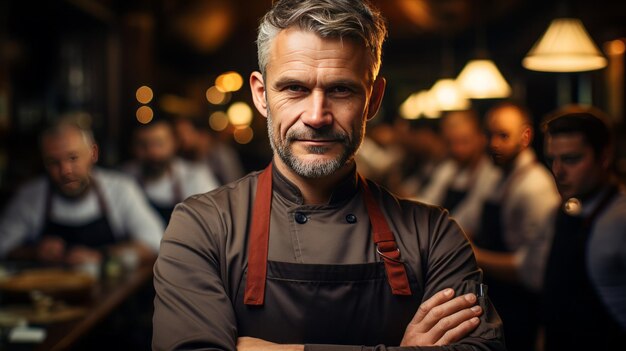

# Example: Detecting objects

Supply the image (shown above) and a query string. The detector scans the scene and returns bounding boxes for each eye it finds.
[285,85,307,93]
[561,155,583,165]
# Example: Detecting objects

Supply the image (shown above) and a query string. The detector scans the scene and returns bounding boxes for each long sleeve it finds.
[153,197,238,351]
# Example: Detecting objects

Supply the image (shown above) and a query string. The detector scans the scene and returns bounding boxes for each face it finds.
[133,122,177,177]
[41,127,98,198]
[545,133,606,200]
[442,113,486,167]
[486,106,530,167]
[250,28,385,179]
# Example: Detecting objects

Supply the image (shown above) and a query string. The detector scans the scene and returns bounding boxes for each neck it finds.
[273,156,354,205]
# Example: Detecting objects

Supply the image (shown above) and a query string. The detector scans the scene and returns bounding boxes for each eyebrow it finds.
[272,76,364,91]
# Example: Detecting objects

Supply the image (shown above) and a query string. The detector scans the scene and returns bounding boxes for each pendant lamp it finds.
[457,59,512,99]
[523,18,607,72]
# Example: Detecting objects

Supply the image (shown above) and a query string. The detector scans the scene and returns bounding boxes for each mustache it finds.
[286,127,348,142]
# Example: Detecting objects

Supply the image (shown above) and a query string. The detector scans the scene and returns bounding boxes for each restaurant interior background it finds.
[1,0,626,208]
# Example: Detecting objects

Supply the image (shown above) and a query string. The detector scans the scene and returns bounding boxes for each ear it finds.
[600,146,614,170]
[366,77,386,121]
[250,71,269,118]
[91,144,99,163]
[520,126,533,148]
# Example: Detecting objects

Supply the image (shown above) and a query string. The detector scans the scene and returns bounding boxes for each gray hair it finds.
[256,0,387,81]
[40,113,96,147]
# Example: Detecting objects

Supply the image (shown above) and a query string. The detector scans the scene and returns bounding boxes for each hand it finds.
[400,288,482,346]
[37,236,66,263]
[65,246,103,266]
[237,336,303,351]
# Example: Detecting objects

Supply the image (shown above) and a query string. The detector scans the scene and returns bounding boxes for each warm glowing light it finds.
[523,18,607,72]
[399,92,421,120]
[215,71,244,92]
[136,106,154,124]
[227,102,253,126]
[206,86,230,105]
[209,111,229,131]
[136,86,154,104]
[233,126,254,144]
[430,79,470,111]
[605,39,626,56]
[456,60,512,99]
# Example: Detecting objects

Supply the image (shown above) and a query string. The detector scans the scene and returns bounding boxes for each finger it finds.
[428,304,483,342]
[435,316,481,346]
[410,288,455,325]
[418,293,478,332]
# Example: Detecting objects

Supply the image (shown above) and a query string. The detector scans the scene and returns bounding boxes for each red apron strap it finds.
[244,164,274,305]
[360,176,412,296]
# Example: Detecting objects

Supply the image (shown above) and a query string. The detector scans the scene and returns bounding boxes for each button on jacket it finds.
[153,166,505,351]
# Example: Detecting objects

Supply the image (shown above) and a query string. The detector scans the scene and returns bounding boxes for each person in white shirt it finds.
[0,117,163,266]
[473,101,560,351]
[123,118,219,223]
[417,109,500,235]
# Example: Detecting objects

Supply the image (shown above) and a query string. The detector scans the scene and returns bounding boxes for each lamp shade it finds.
[523,18,607,72]
[457,59,512,99]
[430,79,470,111]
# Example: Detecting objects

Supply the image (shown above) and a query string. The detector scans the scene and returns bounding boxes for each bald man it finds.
[0,117,163,266]
[417,109,500,235]
[474,102,560,351]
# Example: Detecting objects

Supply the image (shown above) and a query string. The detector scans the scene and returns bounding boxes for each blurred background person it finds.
[417,109,500,235]
[0,116,163,266]
[390,118,448,199]
[355,121,406,185]
[123,118,219,223]
[515,105,626,350]
[174,117,245,185]
[473,101,560,351]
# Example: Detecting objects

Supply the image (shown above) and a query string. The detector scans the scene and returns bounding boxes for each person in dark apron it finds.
[128,118,219,224]
[539,105,626,350]
[153,1,505,349]
[474,101,561,351]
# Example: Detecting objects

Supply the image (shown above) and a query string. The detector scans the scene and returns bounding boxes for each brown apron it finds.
[234,164,421,345]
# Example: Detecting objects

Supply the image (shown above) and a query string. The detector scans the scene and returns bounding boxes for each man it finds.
[153,1,504,350]
[517,105,626,350]
[174,117,245,185]
[473,102,560,351]
[417,109,500,235]
[0,117,163,266]
[123,118,219,222]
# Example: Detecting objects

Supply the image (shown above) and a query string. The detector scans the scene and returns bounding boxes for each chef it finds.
[153,1,504,350]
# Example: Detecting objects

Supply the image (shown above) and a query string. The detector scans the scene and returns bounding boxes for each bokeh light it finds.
[209,111,229,131]
[227,102,253,126]
[136,86,154,104]
[233,126,254,144]
[136,106,154,124]
[215,71,244,92]
[206,86,231,105]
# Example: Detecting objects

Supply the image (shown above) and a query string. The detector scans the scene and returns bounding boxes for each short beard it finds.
[267,110,362,179]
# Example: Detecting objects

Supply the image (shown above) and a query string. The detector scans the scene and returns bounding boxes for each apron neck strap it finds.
[244,164,411,306]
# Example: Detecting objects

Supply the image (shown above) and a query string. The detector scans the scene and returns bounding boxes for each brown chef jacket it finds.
[153,165,504,351]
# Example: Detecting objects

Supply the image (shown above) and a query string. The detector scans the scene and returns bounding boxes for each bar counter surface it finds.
[0,258,155,351]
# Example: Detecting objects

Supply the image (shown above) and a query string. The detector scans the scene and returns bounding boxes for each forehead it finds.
[545,133,589,153]
[136,123,172,138]
[266,28,371,83]
[487,107,524,131]
[41,127,88,152]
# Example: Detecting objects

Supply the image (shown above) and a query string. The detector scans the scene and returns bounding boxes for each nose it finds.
[301,90,332,129]
[60,161,73,176]
[551,158,564,179]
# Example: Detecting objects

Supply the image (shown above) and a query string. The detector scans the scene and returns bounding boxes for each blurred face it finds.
[545,133,605,200]
[133,122,177,177]
[442,114,486,167]
[486,106,530,167]
[250,28,384,179]
[173,120,198,154]
[41,127,97,198]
